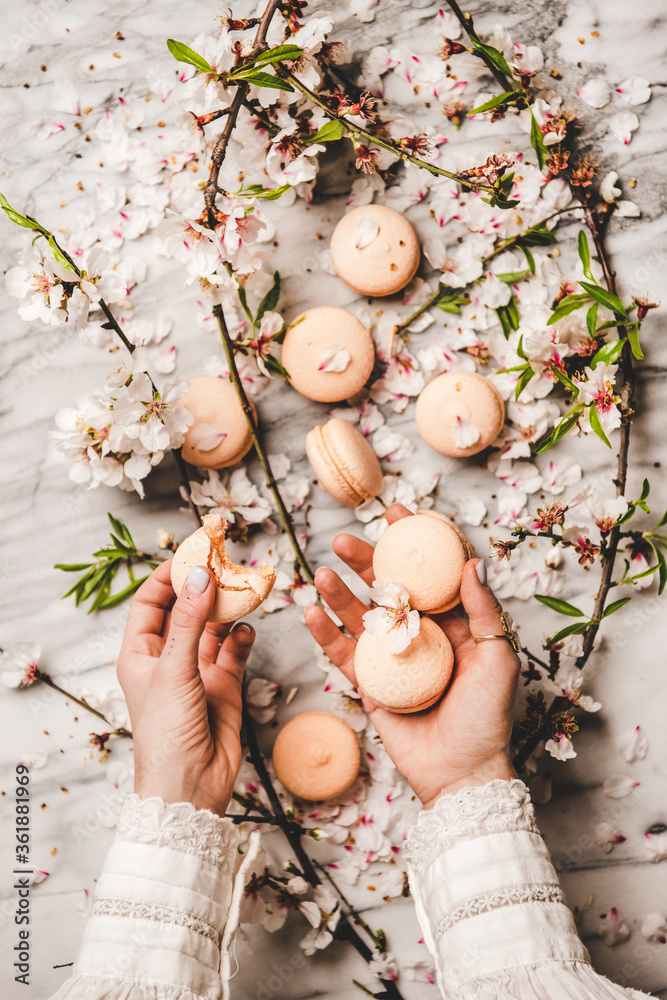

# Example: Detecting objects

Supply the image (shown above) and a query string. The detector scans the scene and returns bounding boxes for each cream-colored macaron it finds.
[306,418,383,508]
[415,371,505,458]
[171,513,275,623]
[178,377,255,469]
[281,307,375,403]
[354,617,454,714]
[272,712,361,801]
[372,509,472,614]
[330,204,420,297]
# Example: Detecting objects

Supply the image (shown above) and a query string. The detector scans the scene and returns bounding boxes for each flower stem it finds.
[34,669,133,738]
[443,0,517,92]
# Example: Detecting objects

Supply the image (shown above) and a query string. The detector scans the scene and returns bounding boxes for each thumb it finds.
[460,558,521,671]
[163,565,216,677]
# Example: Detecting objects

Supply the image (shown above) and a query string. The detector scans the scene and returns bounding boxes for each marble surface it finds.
[1,0,667,997]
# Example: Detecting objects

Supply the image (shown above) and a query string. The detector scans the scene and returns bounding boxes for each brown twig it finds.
[443,0,518,93]
[34,669,133,738]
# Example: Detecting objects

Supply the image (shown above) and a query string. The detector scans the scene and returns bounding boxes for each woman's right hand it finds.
[305,504,521,810]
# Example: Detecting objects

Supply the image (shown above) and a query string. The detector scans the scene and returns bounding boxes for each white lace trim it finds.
[116,794,239,870]
[435,883,565,942]
[93,897,219,943]
[405,779,537,875]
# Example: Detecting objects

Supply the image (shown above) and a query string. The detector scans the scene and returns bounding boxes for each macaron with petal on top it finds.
[372,508,472,614]
[171,513,275,624]
[306,418,383,508]
[280,306,376,403]
[354,617,454,714]
[178,376,256,470]
[415,370,505,458]
[330,204,421,297]
[272,712,361,801]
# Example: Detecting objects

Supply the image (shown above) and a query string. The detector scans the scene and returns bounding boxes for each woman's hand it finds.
[116,560,255,817]
[305,504,520,810]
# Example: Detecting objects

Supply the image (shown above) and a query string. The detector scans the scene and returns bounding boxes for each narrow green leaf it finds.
[513,223,557,248]
[469,36,514,78]
[546,621,590,647]
[655,508,667,529]
[166,39,214,74]
[496,267,532,284]
[547,294,590,325]
[529,111,549,169]
[515,365,534,401]
[249,44,303,68]
[623,562,659,585]
[588,404,612,448]
[263,354,291,379]
[468,91,517,115]
[98,576,148,609]
[535,594,585,617]
[626,323,644,360]
[0,192,41,230]
[88,564,118,614]
[651,544,667,595]
[590,338,624,368]
[233,70,294,91]
[79,563,116,604]
[54,562,94,572]
[586,303,598,339]
[577,230,592,279]
[579,280,627,318]
[256,271,281,324]
[602,597,631,618]
[235,183,291,200]
[520,245,536,274]
[62,566,98,599]
[307,119,345,144]
[237,286,254,328]
[639,478,651,503]
[535,405,583,454]
[549,363,577,393]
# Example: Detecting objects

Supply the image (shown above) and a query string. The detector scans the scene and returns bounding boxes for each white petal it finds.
[451,416,481,450]
[362,606,392,636]
[544,736,577,761]
[641,913,667,943]
[603,774,639,798]
[355,218,380,249]
[318,345,351,373]
[368,579,410,608]
[616,200,640,218]
[609,111,639,145]
[189,424,227,451]
[599,171,621,203]
[456,496,486,526]
[616,75,651,106]
[299,900,322,928]
[619,725,648,763]
[577,77,611,108]
[386,625,412,654]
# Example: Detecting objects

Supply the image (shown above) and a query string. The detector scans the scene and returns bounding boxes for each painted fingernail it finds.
[186,566,209,593]
[233,622,254,637]
[476,559,487,585]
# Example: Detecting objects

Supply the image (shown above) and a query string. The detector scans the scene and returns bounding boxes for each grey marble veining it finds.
[1,0,667,997]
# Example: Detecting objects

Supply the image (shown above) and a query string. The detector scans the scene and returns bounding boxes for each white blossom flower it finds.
[545,664,601,713]
[0,642,41,688]
[246,678,280,724]
[187,468,271,524]
[544,734,577,761]
[363,581,420,654]
[456,496,486,527]
[600,171,622,203]
[299,886,340,955]
[598,908,631,946]
[574,363,622,437]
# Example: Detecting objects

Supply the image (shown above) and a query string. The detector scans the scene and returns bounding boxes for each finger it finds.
[304,605,357,686]
[199,621,233,664]
[215,622,255,680]
[385,503,414,524]
[121,560,175,654]
[314,567,368,640]
[161,565,215,680]
[460,559,520,678]
[332,533,375,586]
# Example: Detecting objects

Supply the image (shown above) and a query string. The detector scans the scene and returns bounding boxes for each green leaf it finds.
[626,323,644,360]
[546,621,590,647]
[588,403,612,448]
[0,192,42,230]
[602,597,631,618]
[655,508,667,529]
[468,36,514,78]
[468,91,517,115]
[249,44,303,68]
[79,562,117,605]
[237,286,255,328]
[46,235,75,271]
[651,543,667,595]
[263,354,291,379]
[622,562,659,585]
[98,576,148,609]
[513,223,558,248]
[496,266,532,284]
[307,119,345,144]
[639,478,651,503]
[529,111,549,169]
[88,564,118,614]
[579,280,627,318]
[535,595,585,617]
[586,302,598,339]
[166,39,214,74]
[256,271,281,324]
[232,70,294,91]
[496,296,520,338]
[535,405,583,454]
[590,338,624,368]
[437,288,468,314]
[234,183,291,201]
[549,364,577,393]
[577,230,592,280]
[547,294,590,325]
[54,562,94,572]
[515,365,534,401]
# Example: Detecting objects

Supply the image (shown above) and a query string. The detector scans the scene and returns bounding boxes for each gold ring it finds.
[473,611,521,653]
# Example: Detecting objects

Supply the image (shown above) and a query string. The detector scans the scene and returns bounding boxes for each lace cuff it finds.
[405,779,538,876]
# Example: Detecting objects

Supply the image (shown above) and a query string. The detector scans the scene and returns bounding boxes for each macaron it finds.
[415,371,505,458]
[281,307,375,403]
[272,712,361,801]
[171,513,275,623]
[305,418,383,508]
[372,509,472,614]
[330,204,420,297]
[178,376,255,469]
[354,617,454,714]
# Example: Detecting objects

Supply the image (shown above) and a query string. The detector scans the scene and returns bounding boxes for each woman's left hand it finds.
[116,560,256,817]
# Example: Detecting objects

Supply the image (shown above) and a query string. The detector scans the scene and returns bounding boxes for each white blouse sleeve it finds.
[49,794,259,1000]
[405,779,653,1000]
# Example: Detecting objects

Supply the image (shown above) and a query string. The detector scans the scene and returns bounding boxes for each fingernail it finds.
[186,566,209,593]
[476,559,487,585]
[232,622,254,637]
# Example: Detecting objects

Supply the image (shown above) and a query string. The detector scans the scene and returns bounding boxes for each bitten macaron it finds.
[415,370,505,458]
[372,509,473,614]
[354,617,454,714]
[330,204,420,297]
[306,418,383,508]
[178,376,255,469]
[171,513,275,623]
[272,712,361,801]
[281,307,375,403]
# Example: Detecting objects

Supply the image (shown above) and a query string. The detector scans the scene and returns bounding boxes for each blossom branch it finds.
[33,668,133,738]
[443,0,519,92]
